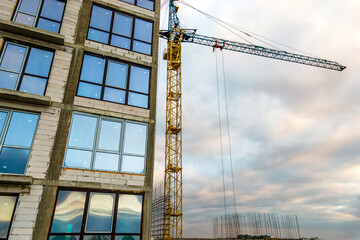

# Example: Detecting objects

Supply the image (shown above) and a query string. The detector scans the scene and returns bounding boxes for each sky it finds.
[153,0,360,239]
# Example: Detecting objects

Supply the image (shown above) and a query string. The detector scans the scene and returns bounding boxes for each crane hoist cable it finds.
[221,50,238,217]
[215,49,228,218]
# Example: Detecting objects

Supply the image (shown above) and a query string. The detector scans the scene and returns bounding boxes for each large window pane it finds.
[0,195,17,239]
[68,114,97,149]
[106,61,128,89]
[86,193,115,232]
[40,0,65,21]
[98,120,122,151]
[14,12,35,25]
[94,152,119,171]
[64,149,92,169]
[111,35,131,50]
[128,92,148,108]
[123,123,147,155]
[18,0,41,15]
[121,155,145,174]
[87,5,153,54]
[50,191,86,233]
[19,75,47,95]
[80,55,105,84]
[24,48,53,77]
[0,70,18,90]
[103,87,126,104]
[4,112,38,147]
[87,28,109,44]
[0,147,30,174]
[116,194,142,234]
[137,0,154,10]
[37,18,60,33]
[132,41,151,55]
[89,6,112,31]
[113,13,132,37]
[129,66,150,94]
[134,19,153,43]
[77,82,102,99]
[0,43,27,72]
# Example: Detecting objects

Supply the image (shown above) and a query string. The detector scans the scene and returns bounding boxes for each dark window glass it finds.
[77,53,150,109]
[49,190,143,239]
[0,195,18,239]
[0,110,39,175]
[13,0,66,33]
[0,42,54,95]
[120,0,154,11]
[87,5,153,55]
[64,113,147,174]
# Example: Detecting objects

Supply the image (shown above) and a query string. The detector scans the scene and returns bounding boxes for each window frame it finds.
[119,0,155,11]
[76,52,151,109]
[12,0,67,34]
[48,188,144,240]
[87,4,154,56]
[0,40,55,95]
[0,109,40,175]
[63,112,148,175]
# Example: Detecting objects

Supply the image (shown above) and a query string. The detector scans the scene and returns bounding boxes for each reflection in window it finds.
[49,190,143,239]
[0,42,54,95]
[78,53,150,108]
[12,0,66,33]
[120,0,154,11]
[87,5,153,55]
[0,195,17,239]
[116,195,142,234]
[64,113,147,174]
[0,110,39,174]
[50,191,86,233]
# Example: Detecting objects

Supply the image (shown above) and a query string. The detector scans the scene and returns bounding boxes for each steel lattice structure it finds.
[163,28,184,240]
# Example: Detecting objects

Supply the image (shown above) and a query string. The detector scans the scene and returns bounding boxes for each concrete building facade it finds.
[0,0,159,239]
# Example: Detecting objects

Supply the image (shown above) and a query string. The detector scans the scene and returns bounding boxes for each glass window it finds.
[0,195,18,239]
[64,113,148,174]
[87,5,153,55]
[12,0,66,33]
[0,110,39,174]
[50,191,86,233]
[116,194,142,234]
[49,190,143,239]
[77,53,150,109]
[120,0,154,11]
[0,42,54,95]
[85,193,115,232]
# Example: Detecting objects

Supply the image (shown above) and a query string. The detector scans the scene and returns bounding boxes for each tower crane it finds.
[160,1,346,239]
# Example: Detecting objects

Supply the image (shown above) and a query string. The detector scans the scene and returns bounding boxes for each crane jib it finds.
[183,33,346,71]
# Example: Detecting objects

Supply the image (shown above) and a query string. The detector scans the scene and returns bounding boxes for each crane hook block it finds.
[213,40,225,52]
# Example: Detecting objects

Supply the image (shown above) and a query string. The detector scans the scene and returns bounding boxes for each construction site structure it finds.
[159,1,345,240]
[213,213,301,239]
